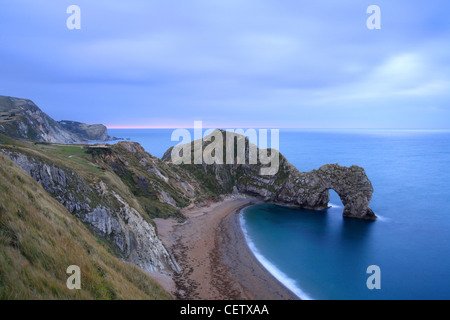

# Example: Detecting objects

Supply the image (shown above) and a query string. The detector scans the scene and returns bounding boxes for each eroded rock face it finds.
[232,162,375,220]
[271,163,375,220]
[0,96,112,143]
[0,149,180,273]
[58,120,109,141]
[164,130,376,220]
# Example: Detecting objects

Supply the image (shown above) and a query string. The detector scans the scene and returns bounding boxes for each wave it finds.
[375,214,390,222]
[328,202,342,208]
[239,210,314,300]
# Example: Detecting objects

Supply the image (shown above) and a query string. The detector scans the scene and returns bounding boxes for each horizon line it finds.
[106,126,450,130]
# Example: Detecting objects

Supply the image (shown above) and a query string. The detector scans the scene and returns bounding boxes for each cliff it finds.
[0,137,180,274]
[162,130,376,220]
[0,152,172,299]
[0,96,113,143]
[58,120,110,141]
[0,120,375,298]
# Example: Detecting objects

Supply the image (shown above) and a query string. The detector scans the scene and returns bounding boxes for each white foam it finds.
[239,211,314,300]
[328,202,342,208]
[375,214,390,222]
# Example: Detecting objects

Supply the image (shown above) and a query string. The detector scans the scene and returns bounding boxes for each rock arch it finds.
[293,164,376,220]
[163,130,376,220]
[233,161,376,220]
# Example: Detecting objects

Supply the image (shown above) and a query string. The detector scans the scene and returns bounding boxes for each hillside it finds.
[0,152,171,299]
[163,130,376,220]
[0,135,182,274]
[0,96,113,143]
[0,120,375,299]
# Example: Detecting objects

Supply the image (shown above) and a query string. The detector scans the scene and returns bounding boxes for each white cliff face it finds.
[158,190,178,207]
[0,149,180,273]
[85,184,180,272]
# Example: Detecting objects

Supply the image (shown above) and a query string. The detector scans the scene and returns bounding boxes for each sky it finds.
[1,0,449,129]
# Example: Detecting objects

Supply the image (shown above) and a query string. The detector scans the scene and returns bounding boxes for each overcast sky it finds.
[1,0,449,128]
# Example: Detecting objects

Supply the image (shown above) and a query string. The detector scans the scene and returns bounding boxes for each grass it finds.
[0,153,172,300]
[33,143,104,175]
[0,133,29,147]
[0,135,103,177]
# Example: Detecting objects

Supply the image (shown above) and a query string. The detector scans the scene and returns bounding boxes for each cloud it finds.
[0,0,449,128]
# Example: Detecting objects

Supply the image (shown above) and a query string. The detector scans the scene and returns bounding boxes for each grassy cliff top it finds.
[0,152,172,299]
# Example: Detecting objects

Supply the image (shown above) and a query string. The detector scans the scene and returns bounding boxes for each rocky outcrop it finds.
[0,96,113,143]
[0,126,375,287]
[86,141,201,213]
[229,161,375,220]
[58,120,109,141]
[270,163,375,220]
[163,130,376,220]
[0,149,180,273]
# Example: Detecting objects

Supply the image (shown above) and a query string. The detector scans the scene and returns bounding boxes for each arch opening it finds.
[328,189,343,209]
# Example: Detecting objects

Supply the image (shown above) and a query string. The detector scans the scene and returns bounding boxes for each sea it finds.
[102,128,450,300]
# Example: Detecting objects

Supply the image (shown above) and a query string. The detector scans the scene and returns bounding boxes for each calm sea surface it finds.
[106,128,450,300]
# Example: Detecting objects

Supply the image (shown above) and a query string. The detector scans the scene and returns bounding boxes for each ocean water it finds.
[107,128,450,300]
[100,129,177,158]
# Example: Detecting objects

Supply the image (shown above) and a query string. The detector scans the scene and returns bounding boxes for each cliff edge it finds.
[0,95,112,143]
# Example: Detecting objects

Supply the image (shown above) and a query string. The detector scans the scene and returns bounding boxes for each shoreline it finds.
[153,196,300,300]
[226,204,300,300]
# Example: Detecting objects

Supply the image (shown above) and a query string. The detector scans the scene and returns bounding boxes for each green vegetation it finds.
[33,143,104,175]
[181,164,231,196]
[0,128,295,299]
[0,154,172,300]
[0,133,27,147]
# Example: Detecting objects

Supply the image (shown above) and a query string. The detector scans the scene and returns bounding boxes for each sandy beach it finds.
[153,196,299,300]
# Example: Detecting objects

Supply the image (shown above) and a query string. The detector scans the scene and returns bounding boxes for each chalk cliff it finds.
[0,96,112,143]
[0,147,180,273]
